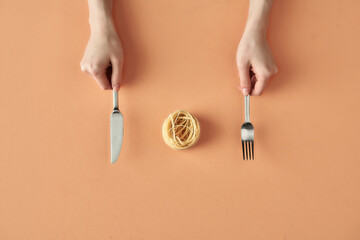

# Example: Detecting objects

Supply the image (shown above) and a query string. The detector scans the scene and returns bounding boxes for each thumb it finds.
[238,63,251,96]
[110,58,123,92]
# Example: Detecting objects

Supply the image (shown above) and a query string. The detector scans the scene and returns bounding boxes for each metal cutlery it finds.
[110,90,124,164]
[241,95,254,160]
[107,65,124,164]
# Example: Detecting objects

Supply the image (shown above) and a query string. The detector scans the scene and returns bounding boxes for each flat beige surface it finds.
[0,0,360,239]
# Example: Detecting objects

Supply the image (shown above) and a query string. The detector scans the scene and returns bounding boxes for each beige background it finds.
[1,0,360,239]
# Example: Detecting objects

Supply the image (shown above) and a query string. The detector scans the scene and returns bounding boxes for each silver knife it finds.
[110,90,124,164]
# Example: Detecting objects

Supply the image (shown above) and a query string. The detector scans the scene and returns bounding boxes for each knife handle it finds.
[107,64,119,111]
[113,90,119,110]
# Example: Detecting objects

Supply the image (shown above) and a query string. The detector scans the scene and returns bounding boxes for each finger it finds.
[110,58,123,92]
[251,75,269,96]
[91,69,112,90]
[237,63,251,96]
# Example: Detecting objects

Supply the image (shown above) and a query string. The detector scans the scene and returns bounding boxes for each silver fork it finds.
[241,95,254,160]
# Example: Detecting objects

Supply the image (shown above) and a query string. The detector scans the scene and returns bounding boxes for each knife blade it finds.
[110,90,124,164]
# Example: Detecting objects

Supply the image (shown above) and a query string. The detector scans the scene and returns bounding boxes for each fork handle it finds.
[245,95,250,122]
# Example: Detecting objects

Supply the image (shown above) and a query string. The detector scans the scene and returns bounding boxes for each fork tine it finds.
[248,141,252,160]
[242,141,245,160]
[245,141,248,160]
[251,141,254,160]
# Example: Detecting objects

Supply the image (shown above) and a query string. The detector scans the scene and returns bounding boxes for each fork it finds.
[241,95,254,160]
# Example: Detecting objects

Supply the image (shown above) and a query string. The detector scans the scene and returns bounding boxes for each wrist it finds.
[89,17,116,35]
[242,22,267,40]
[244,0,272,36]
[88,0,115,34]
[243,24,267,40]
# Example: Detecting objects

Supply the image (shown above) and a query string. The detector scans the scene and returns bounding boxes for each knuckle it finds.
[237,61,247,70]
[236,57,248,66]
[99,84,110,90]
[80,65,86,73]
[80,61,87,72]
[239,80,250,87]
[112,57,124,64]
[251,90,262,96]
[263,69,272,78]
[240,79,251,85]
[89,65,102,76]
[92,71,101,77]
[259,69,272,80]
[240,83,251,89]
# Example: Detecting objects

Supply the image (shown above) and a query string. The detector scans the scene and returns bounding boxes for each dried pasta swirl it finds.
[162,110,200,150]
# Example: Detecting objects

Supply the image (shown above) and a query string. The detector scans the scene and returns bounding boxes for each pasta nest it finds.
[162,110,200,150]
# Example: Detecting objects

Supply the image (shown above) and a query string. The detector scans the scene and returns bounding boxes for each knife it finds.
[107,66,124,164]
[110,90,124,164]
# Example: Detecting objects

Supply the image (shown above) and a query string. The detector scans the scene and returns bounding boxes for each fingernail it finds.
[242,88,249,96]
[113,84,120,91]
